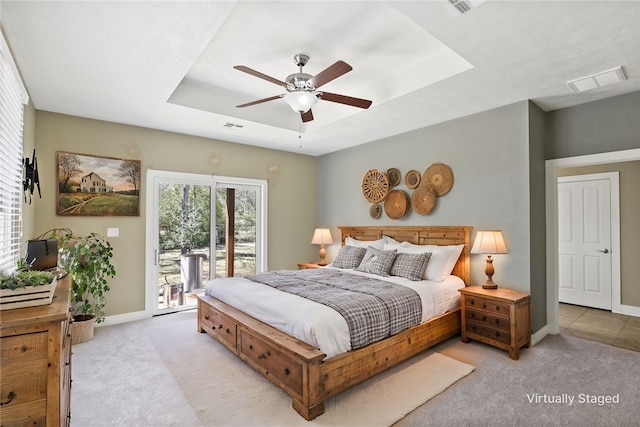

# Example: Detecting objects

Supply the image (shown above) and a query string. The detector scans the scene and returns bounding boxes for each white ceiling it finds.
[1,0,639,156]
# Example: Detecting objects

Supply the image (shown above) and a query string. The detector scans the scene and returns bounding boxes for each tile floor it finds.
[559,303,640,352]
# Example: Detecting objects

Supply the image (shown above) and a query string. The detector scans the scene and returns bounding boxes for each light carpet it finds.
[71,310,474,427]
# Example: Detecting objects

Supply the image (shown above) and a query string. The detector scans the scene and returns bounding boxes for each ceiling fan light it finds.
[284,91,317,113]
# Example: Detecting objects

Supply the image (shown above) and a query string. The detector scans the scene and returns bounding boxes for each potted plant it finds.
[0,269,57,310]
[52,229,116,343]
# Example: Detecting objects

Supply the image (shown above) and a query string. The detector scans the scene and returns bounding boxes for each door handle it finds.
[596,249,609,254]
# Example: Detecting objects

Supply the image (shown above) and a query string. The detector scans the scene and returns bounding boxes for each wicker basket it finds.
[423,163,454,197]
[384,189,409,219]
[71,316,96,344]
[411,183,436,215]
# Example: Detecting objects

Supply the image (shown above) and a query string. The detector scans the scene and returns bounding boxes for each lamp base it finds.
[481,279,498,290]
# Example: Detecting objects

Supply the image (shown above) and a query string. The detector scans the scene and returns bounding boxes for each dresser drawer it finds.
[200,304,238,352]
[467,322,511,345]
[465,309,510,332]
[240,330,303,396]
[0,332,49,376]
[465,296,510,315]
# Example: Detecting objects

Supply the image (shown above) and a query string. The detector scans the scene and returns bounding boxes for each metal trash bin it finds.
[181,253,207,293]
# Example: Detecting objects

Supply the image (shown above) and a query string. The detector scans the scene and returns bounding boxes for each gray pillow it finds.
[332,245,367,269]
[390,252,432,281]
[355,246,397,277]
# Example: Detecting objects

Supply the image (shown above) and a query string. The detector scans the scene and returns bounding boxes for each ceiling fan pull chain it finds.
[298,120,303,148]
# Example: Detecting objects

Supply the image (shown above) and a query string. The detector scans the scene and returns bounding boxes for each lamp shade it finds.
[284,91,318,113]
[471,230,508,254]
[311,228,333,245]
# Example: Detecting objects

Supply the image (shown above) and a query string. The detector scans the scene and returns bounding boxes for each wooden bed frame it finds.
[197,225,472,420]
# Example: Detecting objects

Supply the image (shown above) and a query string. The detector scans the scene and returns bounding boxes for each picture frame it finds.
[56,151,141,216]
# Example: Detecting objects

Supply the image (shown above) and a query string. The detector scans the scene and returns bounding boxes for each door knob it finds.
[596,249,609,254]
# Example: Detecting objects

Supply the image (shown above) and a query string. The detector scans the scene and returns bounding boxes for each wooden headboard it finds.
[338,225,472,286]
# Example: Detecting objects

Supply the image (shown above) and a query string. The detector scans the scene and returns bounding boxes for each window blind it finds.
[0,32,29,273]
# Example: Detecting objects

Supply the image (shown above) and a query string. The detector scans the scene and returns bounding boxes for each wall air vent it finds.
[567,66,626,93]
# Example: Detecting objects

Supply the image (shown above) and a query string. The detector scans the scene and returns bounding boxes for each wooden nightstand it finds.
[459,286,531,360]
[297,262,322,269]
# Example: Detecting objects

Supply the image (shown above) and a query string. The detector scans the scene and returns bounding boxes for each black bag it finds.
[25,239,58,270]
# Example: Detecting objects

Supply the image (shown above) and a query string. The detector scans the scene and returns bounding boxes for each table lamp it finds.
[470,230,508,289]
[311,228,333,266]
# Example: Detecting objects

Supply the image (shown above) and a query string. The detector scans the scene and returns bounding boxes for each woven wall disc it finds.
[362,169,390,203]
[411,183,436,215]
[423,163,453,196]
[386,168,401,187]
[384,189,409,220]
[369,203,382,219]
[405,170,421,189]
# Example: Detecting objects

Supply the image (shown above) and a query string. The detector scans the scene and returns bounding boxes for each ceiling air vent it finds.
[567,66,626,93]
[448,0,471,14]
[224,122,244,130]
[448,0,486,15]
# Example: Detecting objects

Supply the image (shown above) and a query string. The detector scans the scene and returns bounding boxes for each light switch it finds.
[107,227,119,237]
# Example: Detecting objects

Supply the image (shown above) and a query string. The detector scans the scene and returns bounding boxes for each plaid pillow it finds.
[355,246,398,277]
[332,245,367,269]
[390,252,432,281]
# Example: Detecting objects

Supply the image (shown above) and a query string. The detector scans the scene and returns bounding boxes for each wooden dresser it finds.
[459,286,531,360]
[0,275,72,427]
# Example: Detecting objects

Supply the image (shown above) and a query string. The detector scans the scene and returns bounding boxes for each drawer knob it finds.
[1,391,16,406]
[225,328,230,334]
[249,344,253,350]
[482,316,487,321]
[258,353,266,359]
[482,303,487,309]
[205,315,210,320]
[283,367,290,375]
[218,325,223,329]
[470,299,475,305]
[496,332,501,338]
[496,305,500,311]
[470,312,475,318]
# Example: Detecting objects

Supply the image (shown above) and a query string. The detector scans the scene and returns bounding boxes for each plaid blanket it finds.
[246,269,422,349]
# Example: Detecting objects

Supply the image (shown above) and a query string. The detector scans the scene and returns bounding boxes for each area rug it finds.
[147,314,475,427]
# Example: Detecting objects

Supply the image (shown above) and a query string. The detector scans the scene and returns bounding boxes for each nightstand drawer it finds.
[467,322,511,345]
[465,297,510,315]
[465,309,510,332]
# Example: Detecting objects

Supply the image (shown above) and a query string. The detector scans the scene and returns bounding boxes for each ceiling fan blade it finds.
[319,92,372,109]
[309,61,352,89]
[236,95,283,108]
[301,109,314,123]
[234,65,286,86]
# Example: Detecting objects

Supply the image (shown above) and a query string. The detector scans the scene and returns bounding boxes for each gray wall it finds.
[318,101,542,329]
[546,91,640,159]
[528,101,548,333]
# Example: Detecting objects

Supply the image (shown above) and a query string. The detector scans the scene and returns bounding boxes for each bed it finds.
[197,225,472,420]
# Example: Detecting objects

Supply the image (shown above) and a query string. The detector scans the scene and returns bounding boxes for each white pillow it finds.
[385,242,464,282]
[402,243,464,282]
[345,236,385,250]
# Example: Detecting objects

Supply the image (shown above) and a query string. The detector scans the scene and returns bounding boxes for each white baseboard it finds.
[98,309,152,327]
[614,304,640,318]
[531,325,551,346]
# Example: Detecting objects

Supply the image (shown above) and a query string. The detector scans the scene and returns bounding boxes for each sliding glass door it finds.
[146,170,267,315]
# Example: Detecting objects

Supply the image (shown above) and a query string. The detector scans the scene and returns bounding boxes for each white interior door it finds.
[558,174,612,310]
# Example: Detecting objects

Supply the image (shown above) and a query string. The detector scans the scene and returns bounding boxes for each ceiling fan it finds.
[234,53,372,123]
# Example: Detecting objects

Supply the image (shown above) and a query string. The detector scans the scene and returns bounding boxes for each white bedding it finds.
[204,267,464,359]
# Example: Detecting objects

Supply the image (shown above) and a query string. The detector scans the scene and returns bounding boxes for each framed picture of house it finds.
[56,151,141,216]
